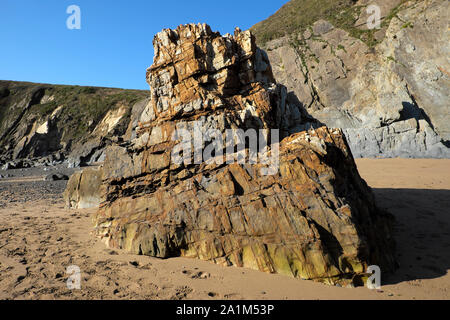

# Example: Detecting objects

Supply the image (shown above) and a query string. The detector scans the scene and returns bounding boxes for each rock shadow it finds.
[400,101,434,128]
[371,188,450,285]
[286,91,324,128]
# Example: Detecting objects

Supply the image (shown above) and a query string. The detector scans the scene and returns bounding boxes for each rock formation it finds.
[256,0,449,158]
[89,24,397,285]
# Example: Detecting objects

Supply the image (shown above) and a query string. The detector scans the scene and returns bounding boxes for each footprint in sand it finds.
[181,269,210,279]
[223,293,241,299]
[104,249,118,255]
[170,285,193,300]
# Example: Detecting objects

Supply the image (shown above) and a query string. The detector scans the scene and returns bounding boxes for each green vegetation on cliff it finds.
[251,0,357,45]
[29,84,146,140]
[251,0,411,47]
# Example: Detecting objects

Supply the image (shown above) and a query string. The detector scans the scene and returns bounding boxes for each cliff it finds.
[0,80,149,168]
[252,0,449,158]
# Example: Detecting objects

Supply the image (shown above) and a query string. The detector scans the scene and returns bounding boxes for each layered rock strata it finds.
[89,24,396,285]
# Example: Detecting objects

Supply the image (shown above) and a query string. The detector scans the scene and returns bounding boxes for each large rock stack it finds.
[89,24,396,285]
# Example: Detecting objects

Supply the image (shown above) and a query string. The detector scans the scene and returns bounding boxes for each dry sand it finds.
[0,159,449,300]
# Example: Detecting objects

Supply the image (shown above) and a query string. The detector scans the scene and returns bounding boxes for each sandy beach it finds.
[0,158,449,300]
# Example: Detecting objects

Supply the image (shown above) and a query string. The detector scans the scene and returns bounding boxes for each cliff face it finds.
[0,81,148,168]
[88,24,397,285]
[254,0,449,158]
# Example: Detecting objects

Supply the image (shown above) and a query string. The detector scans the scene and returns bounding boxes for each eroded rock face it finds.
[380,0,450,142]
[263,0,449,158]
[91,24,396,285]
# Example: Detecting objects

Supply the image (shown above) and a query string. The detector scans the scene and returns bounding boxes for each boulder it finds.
[90,24,397,285]
[63,167,104,209]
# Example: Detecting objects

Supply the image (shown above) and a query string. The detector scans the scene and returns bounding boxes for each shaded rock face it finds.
[91,24,396,285]
[63,167,104,209]
[263,0,449,158]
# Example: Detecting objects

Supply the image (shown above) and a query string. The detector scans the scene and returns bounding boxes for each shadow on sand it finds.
[372,188,450,285]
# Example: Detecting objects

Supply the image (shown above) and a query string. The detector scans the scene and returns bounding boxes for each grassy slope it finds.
[250,0,410,47]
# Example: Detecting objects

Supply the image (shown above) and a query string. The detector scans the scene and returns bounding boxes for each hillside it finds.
[250,0,413,47]
[252,0,358,45]
[0,81,149,168]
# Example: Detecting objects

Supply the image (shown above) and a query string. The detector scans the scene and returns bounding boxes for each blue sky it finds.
[0,0,287,90]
